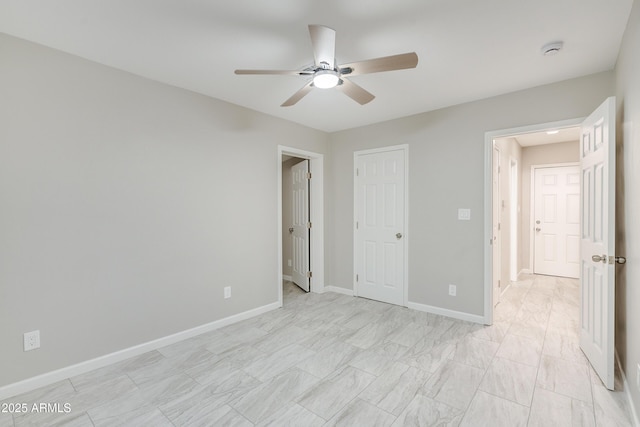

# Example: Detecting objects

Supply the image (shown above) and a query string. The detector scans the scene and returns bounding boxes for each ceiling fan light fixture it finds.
[313,69,339,89]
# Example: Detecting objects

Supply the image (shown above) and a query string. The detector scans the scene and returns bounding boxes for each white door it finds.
[533,165,581,278]
[492,144,502,306]
[355,147,406,306]
[579,97,616,390]
[291,160,310,292]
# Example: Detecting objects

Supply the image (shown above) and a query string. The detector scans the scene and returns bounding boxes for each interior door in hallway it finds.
[291,159,310,292]
[354,146,407,306]
[533,165,581,278]
[579,97,616,390]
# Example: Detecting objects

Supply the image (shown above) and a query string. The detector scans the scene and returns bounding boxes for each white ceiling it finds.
[0,0,633,132]
[514,127,581,147]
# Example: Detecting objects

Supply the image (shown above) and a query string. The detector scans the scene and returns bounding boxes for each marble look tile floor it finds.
[2,275,635,426]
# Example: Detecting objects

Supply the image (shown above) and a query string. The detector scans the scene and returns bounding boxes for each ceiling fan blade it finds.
[338,78,375,105]
[309,25,336,69]
[235,69,313,75]
[281,81,314,107]
[339,52,418,77]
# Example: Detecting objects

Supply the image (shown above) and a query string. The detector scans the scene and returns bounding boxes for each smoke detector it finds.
[541,41,564,56]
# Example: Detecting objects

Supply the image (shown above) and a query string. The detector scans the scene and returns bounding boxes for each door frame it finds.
[492,142,502,307]
[353,144,409,306]
[483,118,583,324]
[529,162,580,277]
[509,157,519,282]
[277,146,324,307]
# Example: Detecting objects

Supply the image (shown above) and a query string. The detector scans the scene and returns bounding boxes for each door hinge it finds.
[356,168,359,176]
[356,221,359,229]
[356,274,359,282]
[307,222,312,229]
[498,223,501,231]
[307,271,313,278]
[306,172,312,180]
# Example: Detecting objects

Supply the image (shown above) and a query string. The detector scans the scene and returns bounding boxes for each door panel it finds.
[533,165,580,278]
[579,96,616,390]
[355,148,406,306]
[291,160,310,292]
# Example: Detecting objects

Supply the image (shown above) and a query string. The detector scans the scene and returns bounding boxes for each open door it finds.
[579,97,616,390]
[291,159,310,292]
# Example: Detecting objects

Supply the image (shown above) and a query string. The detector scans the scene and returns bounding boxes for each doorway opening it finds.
[484,118,583,323]
[277,146,324,307]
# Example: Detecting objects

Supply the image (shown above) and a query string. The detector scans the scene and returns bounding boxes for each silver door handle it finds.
[616,256,627,264]
[592,255,607,263]
[289,227,294,234]
[535,228,541,232]
[396,233,403,239]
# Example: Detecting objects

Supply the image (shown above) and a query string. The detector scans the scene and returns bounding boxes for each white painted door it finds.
[355,147,406,306]
[533,165,581,278]
[492,144,502,306]
[579,97,616,390]
[291,160,310,292]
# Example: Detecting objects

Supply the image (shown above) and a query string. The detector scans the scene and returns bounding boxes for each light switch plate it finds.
[458,208,471,220]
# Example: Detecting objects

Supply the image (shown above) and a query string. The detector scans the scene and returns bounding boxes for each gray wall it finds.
[0,34,328,387]
[615,0,640,413]
[520,141,580,272]
[328,72,614,316]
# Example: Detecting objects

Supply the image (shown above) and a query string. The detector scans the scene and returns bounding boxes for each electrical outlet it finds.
[224,286,231,299]
[24,330,40,351]
[449,284,457,296]
[287,259,292,267]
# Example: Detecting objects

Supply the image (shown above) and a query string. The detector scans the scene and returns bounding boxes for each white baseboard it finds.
[324,286,354,296]
[519,269,531,276]
[408,301,486,324]
[0,301,280,401]
[615,351,640,426]
[282,275,292,282]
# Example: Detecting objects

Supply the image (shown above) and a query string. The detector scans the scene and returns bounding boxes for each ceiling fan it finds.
[234,25,419,107]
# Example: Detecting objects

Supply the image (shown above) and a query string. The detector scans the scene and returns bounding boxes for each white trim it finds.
[616,351,640,427]
[408,301,486,324]
[519,268,531,276]
[277,146,325,307]
[353,144,409,306]
[484,117,584,324]
[323,286,354,296]
[529,162,580,275]
[0,301,280,401]
[282,275,292,282]
[509,157,519,282]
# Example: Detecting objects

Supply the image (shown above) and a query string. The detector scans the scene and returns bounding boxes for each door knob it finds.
[396,233,403,239]
[592,254,607,263]
[616,256,627,264]
[535,228,541,232]
[289,227,294,234]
